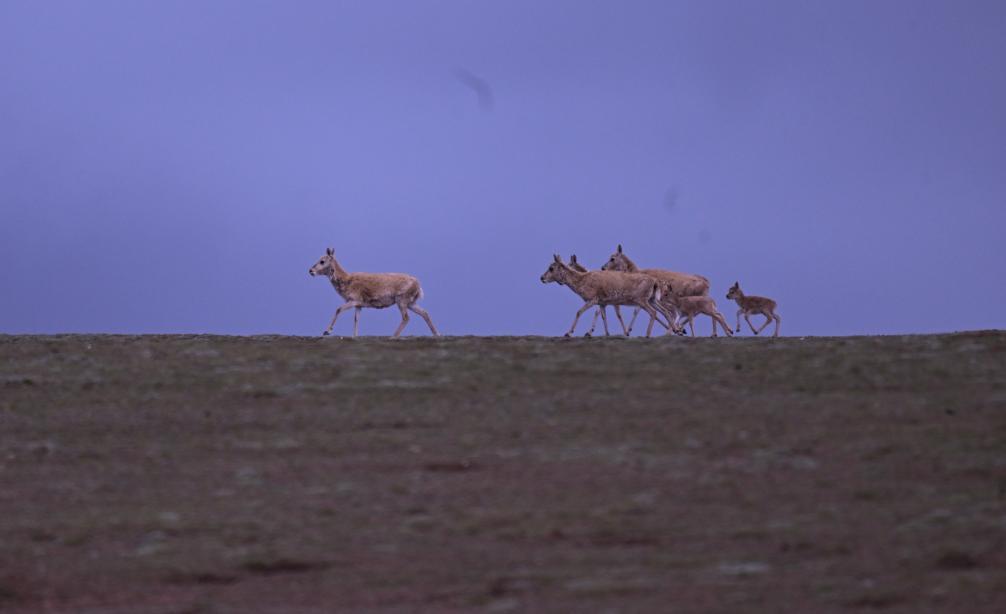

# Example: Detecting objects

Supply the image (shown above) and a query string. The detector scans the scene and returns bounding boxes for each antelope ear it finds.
[617,244,623,254]
[570,254,578,263]
[553,253,562,263]
[326,248,334,256]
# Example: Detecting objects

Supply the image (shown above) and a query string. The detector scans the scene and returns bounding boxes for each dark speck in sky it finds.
[453,68,494,111]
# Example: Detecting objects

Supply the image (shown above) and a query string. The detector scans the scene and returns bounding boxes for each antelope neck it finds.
[325,259,349,281]
[559,266,587,287]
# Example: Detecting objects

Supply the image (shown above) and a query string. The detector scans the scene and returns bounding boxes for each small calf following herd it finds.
[309,245,780,338]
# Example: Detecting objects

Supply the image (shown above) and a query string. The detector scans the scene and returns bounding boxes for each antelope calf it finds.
[601,244,710,333]
[308,247,440,337]
[540,254,665,338]
[661,293,733,337]
[726,282,781,337]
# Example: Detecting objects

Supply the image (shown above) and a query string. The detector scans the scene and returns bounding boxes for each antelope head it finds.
[309,247,336,277]
[540,254,567,284]
[601,243,630,271]
[567,254,588,273]
[726,282,742,301]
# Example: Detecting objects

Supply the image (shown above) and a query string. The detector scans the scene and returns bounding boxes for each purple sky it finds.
[2,1,1003,336]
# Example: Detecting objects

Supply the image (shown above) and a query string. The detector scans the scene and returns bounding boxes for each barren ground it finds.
[1,332,1004,613]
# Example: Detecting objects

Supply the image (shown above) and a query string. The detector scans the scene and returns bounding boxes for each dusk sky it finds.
[2,1,1003,336]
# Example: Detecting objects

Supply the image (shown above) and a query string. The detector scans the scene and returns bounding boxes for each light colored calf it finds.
[661,294,733,337]
[726,282,781,337]
[308,247,440,337]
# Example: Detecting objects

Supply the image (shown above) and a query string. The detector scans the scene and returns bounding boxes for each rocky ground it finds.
[1,332,1004,612]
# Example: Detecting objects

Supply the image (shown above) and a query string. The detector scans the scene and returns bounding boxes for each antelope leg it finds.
[716,311,733,336]
[585,308,601,337]
[324,301,361,335]
[392,302,411,337]
[566,301,597,337]
[613,306,629,336]
[600,307,615,336]
[408,303,440,336]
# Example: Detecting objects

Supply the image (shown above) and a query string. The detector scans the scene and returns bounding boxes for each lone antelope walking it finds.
[726,282,781,337]
[540,254,665,338]
[601,244,710,334]
[309,248,440,337]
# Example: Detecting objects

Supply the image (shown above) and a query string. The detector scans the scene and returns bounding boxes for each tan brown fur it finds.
[726,282,781,337]
[309,247,439,337]
[601,244,710,333]
[568,254,630,337]
[540,255,665,338]
[661,294,733,337]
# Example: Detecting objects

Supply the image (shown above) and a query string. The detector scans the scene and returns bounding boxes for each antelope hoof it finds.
[584,332,592,338]
[322,331,330,336]
[564,332,572,338]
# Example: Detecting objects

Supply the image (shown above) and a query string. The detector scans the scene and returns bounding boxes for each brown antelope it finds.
[569,254,676,336]
[568,254,627,337]
[540,254,665,338]
[726,282,781,337]
[661,293,733,337]
[601,244,710,334]
[308,248,440,338]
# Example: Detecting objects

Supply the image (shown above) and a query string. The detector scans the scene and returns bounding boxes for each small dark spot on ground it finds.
[936,551,980,571]
[240,558,332,575]
[424,460,477,472]
[166,571,240,585]
[845,593,905,609]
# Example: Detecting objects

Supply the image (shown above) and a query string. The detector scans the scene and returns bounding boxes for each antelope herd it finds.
[542,245,780,338]
[309,245,780,338]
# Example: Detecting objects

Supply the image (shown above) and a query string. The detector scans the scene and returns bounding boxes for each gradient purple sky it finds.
[2,1,1003,336]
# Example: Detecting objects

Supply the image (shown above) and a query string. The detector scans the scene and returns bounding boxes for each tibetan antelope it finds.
[308,248,440,338]
[540,254,666,338]
[568,254,629,337]
[601,244,710,334]
[726,282,781,337]
[661,293,733,337]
